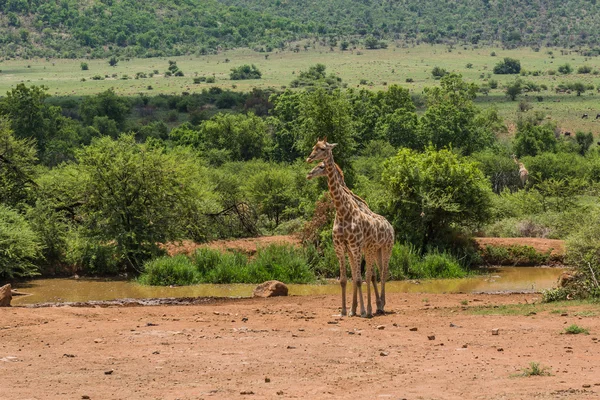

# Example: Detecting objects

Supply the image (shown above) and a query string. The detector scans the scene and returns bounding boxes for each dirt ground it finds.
[2,292,600,400]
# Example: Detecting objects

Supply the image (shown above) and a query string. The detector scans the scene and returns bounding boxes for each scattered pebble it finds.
[497,348,504,352]
[561,313,568,317]
[348,331,355,335]
[298,328,305,332]
[428,335,435,341]
[583,384,591,388]
[94,339,103,343]
[265,377,270,383]
[327,321,338,325]
[492,328,499,335]
[377,325,385,330]
[277,391,284,395]
[450,323,461,328]
[240,391,254,395]
[152,351,160,355]
[409,327,418,332]
[146,322,158,327]
[242,317,248,322]
[81,396,90,400]
[104,370,113,375]
[63,354,76,358]
[462,344,468,348]
[380,351,389,356]
[392,323,398,327]
[286,346,296,349]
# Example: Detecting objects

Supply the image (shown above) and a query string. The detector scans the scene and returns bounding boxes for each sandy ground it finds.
[2,292,600,400]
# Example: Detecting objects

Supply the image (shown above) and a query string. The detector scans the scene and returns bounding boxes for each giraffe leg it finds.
[378,247,392,313]
[371,264,381,313]
[348,248,366,318]
[333,243,347,316]
[364,251,374,318]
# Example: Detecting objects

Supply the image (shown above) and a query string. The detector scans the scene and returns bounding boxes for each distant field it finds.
[1,43,599,133]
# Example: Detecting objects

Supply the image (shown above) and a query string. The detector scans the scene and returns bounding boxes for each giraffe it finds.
[512,154,529,188]
[306,162,383,306]
[306,139,394,317]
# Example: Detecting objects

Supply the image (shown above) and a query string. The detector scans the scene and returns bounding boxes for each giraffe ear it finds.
[326,142,338,149]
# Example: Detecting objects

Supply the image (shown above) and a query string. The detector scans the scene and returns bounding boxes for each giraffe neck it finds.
[324,153,354,214]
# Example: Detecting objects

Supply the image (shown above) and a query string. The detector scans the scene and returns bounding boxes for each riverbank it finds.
[2,292,599,399]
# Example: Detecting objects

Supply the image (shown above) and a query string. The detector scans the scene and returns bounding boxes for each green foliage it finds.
[575,132,594,155]
[512,119,557,157]
[420,74,498,155]
[382,147,493,250]
[479,245,550,265]
[138,255,199,286]
[409,250,467,279]
[558,63,572,74]
[0,119,38,208]
[516,362,552,377]
[563,214,600,299]
[505,79,522,101]
[290,64,342,89]
[74,135,210,270]
[564,324,589,334]
[65,230,120,276]
[471,150,521,193]
[230,64,262,80]
[0,204,41,279]
[493,58,521,74]
[79,89,131,129]
[80,62,89,71]
[200,112,270,162]
[577,65,592,74]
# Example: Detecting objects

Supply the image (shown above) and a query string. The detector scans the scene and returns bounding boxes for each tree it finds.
[0,204,41,279]
[431,66,447,79]
[382,147,492,250]
[0,84,64,155]
[493,57,521,74]
[74,134,212,270]
[80,62,89,71]
[512,119,557,157]
[230,64,262,80]
[505,80,522,101]
[571,82,586,96]
[246,165,298,228]
[419,74,497,155]
[109,56,118,67]
[79,88,131,128]
[558,63,572,74]
[200,113,270,162]
[0,118,38,208]
[575,131,594,155]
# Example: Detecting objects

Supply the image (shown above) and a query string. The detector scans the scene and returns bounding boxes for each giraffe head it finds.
[306,162,327,180]
[306,137,337,163]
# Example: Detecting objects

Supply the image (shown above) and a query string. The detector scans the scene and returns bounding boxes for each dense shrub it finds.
[479,245,551,265]
[138,255,198,286]
[409,251,467,279]
[230,64,262,80]
[493,58,521,74]
[0,204,41,279]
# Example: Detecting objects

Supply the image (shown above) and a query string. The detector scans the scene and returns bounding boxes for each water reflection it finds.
[12,267,566,305]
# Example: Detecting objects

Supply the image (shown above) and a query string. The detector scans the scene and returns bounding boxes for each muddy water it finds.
[12,267,566,305]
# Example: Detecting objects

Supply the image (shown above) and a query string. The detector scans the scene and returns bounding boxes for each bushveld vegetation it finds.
[3,0,600,59]
[1,45,600,298]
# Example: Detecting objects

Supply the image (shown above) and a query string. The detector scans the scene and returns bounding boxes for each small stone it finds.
[380,351,389,356]
[82,396,90,400]
[377,325,385,330]
[277,391,284,395]
[146,322,158,327]
[327,321,338,325]
[104,370,113,375]
[450,323,461,328]
[152,351,160,355]
[561,313,568,317]
[428,335,435,340]
[265,377,270,383]
[94,339,103,343]
[462,344,468,348]
[63,354,76,358]
[286,346,296,349]
[392,323,398,327]
[492,328,499,335]
[213,311,220,315]
[242,317,248,322]
[240,391,254,395]
[298,328,305,332]
[348,331,355,335]
[583,384,591,388]
[409,327,418,332]
[497,348,504,352]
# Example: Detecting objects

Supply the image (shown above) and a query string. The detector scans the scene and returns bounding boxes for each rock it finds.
[409,327,418,332]
[104,370,113,375]
[428,335,435,340]
[558,271,576,287]
[0,284,12,307]
[380,351,389,356]
[376,325,385,330]
[265,377,271,383]
[253,280,288,298]
[492,328,499,335]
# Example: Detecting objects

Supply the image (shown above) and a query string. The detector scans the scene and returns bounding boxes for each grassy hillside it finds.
[2,0,600,59]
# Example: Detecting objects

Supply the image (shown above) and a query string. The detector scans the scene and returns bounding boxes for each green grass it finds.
[139,244,317,286]
[563,324,589,335]
[2,43,599,133]
[513,362,552,377]
[469,300,600,316]
[479,244,551,266]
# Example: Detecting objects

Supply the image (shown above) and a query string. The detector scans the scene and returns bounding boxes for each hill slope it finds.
[2,0,600,58]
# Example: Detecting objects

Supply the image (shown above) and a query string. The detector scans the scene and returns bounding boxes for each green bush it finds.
[479,245,550,265]
[248,244,315,284]
[65,231,120,275]
[138,255,199,286]
[0,204,41,279]
[410,250,467,279]
[388,243,420,280]
[230,64,262,80]
[563,215,600,299]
